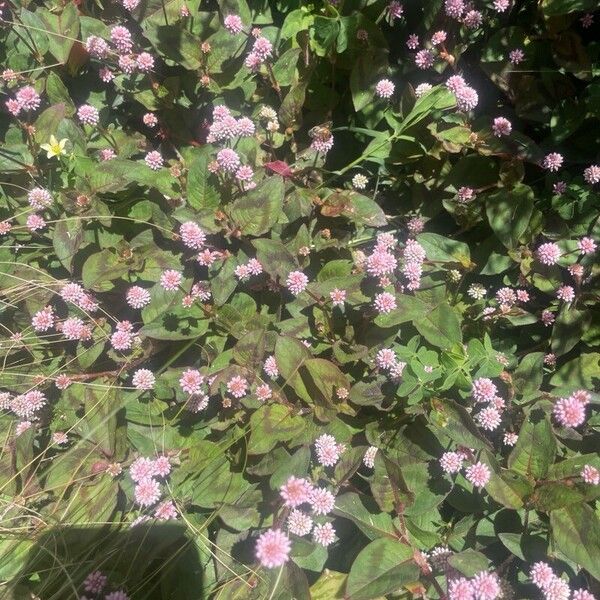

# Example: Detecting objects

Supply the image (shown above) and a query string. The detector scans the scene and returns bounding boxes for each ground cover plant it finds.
[0,0,599,597]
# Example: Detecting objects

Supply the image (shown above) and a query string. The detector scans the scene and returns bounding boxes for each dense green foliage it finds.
[0,0,599,598]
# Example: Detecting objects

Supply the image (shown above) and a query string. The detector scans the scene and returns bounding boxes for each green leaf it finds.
[486,184,535,249]
[448,550,489,577]
[542,0,598,16]
[82,249,130,291]
[333,492,396,540]
[508,408,556,479]
[550,504,600,581]
[247,404,305,454]
[37,4,79,64]
[350,48,388,112]
[321,192,387,227]
[551,307,591,356]
[145,25,203,70]
[550,353,600,389]
[186,147,220,209]
[53,217,83,273]
[230,176,284,236]
[416,233,471,266]
[512,352,544,399]
[430,399,490,450]
[345,538,419,600]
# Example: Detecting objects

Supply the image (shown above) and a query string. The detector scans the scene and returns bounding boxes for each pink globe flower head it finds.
[373,291,397,314]
[179,369,204,394]
[330,288,346,306]
[463,9,483,28]
[476,407,502,431]
[366,249,397,276]
[235,165,254,182]
[407,216,425,234]
[256,384,272,401]
[83,571,107,594]
[448,577,474,600]
[16,86,41,111]
[179,221,206,250]
[263,355,279,378]
[252,36,273,61]
[375,78,395,99]
[119,54,137,74]
[110,25,133,54]
[553,396,586,428]
[492,117,512,137]
[431,30,447,46]
[134,478,161,507]
[27,187,52,210]
[472,377,498,403]
[226,375,248,398]
[255,529,291,568]
[132,369,155,390]
[583,164,600,185]
[123,0,140,10]
[536,242,561,265]
[287,509,313,536]
[154,500,178,520]
[224,14,244,34]
[136,52,155,73]
[126,286,151,309]
[363,446,378,468]
[573,591,596,600]
[457,186,476,203]
[160,269,182,291]
[444,0,465,18]
[376,348,397,370]
[145,150,163,170]
[32,306,55,332]
[99,67,115,83]
[143,112,158,127]
[492,0,510,12]
[581,464,600,485]
[577,236,596,255]
[310,135,334,154]
[544,576,571,600]
[27,214,47,232]
[446,75,466,94]
[100,148,116,161]
[85,36,110,59]
[509,48,525,65]
[406,34,419,49]
[280,476,313,507]
[309,486,336,515]
[503,432,518,446]
[77,104,99,126]
[496,287,517,307]
[314,433,342,467]
[10,390,47,419]
[542,152,564,172]
[472,571,501,600]
[440,451,463,474]
[6,99,21,116]
[387,1,403,19]
[415,49,434,69]
[455,86,479,111]
[286,270,309,295]
[556,285,575,303]
[313,522,335,546]
[110,328,133,351]
[216,148,241,173]
[152,455,172,478]
[465,462,491,488]
[236,117,255,137]
[541,309,555,326]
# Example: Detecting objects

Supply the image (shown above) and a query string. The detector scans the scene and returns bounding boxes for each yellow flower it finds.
[40,135,68,159]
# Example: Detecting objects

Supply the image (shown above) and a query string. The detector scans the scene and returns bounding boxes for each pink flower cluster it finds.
[446,75,479,111]
[553,389,591,428]
[5,86,42,116]
[448,570,501,599]
[130,455,177,519]
[530,562,595,600]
